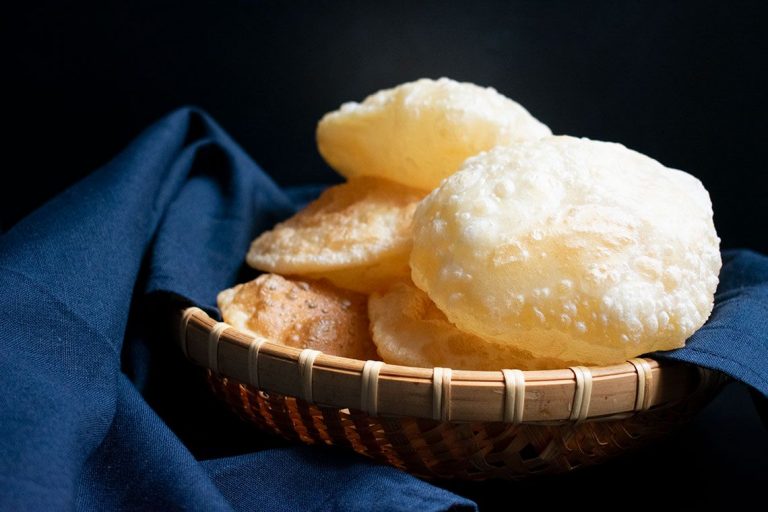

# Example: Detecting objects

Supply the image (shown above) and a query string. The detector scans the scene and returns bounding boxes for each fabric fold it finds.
[664,249,768,395]
[0,107,474,511]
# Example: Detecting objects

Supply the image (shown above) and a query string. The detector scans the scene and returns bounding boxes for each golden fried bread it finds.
[218,273,378,360]
[369,281,574,370]
[246,176,423,293]
[411,136,721,365]
[317,77,551,190]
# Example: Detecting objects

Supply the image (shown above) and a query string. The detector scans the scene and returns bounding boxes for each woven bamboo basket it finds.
[178,306,724,480]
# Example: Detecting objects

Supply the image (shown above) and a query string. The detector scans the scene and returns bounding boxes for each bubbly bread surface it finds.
[218,273,378,360]
[369,281,574,370]
[246,176,423,293]
[316,77,551,190]
[411,136,721,365]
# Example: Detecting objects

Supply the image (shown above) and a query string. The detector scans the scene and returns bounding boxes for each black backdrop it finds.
[4,0,767,254]
[4,1,768,506]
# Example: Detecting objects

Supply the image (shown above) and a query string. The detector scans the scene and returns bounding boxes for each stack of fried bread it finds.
[218,78,721,370]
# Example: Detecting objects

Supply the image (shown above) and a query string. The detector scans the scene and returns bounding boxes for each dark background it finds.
[4,0,767,254]
[5,0,768,506]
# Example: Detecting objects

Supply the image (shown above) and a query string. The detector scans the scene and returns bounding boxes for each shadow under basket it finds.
[178,307,725,480]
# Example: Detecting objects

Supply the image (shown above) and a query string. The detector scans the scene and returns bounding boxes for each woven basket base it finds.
[208,371,721,480]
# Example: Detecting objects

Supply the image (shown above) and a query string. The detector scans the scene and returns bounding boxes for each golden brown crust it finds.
[369,280,576,370]
[246,177,424,293]
[218,273,378,360]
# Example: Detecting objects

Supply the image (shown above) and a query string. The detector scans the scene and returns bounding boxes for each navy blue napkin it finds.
[0,108,475,511]
[664,250,768,395]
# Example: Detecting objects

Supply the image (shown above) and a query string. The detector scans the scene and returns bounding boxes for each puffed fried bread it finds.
[411,136,721,365]
[369,281,575,370]
[317,77,551,190]
[218,273,378,360]
[246,176,424,293]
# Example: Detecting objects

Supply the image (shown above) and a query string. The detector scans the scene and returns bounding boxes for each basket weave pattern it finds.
[180,307,724,479]
[209,374,713,480]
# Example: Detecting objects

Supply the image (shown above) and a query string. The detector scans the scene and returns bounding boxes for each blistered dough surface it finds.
[246,176,423,292]
[218,273,378,360]
[411,137,721,364]
[317,77,551,190]
[369,281,574,370]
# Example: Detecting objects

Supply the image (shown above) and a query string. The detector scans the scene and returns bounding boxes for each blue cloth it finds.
[664,250,768,395]
[0,108,475,511]
[1,107,766,510]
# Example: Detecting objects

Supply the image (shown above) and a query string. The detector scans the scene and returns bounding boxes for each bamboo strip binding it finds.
[178,307,714,424]
[179,306,724,480]
[360,360,384,416]
[501,369,525,424]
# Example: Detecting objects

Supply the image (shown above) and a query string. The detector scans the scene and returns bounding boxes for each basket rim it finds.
[178,306,714,424]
